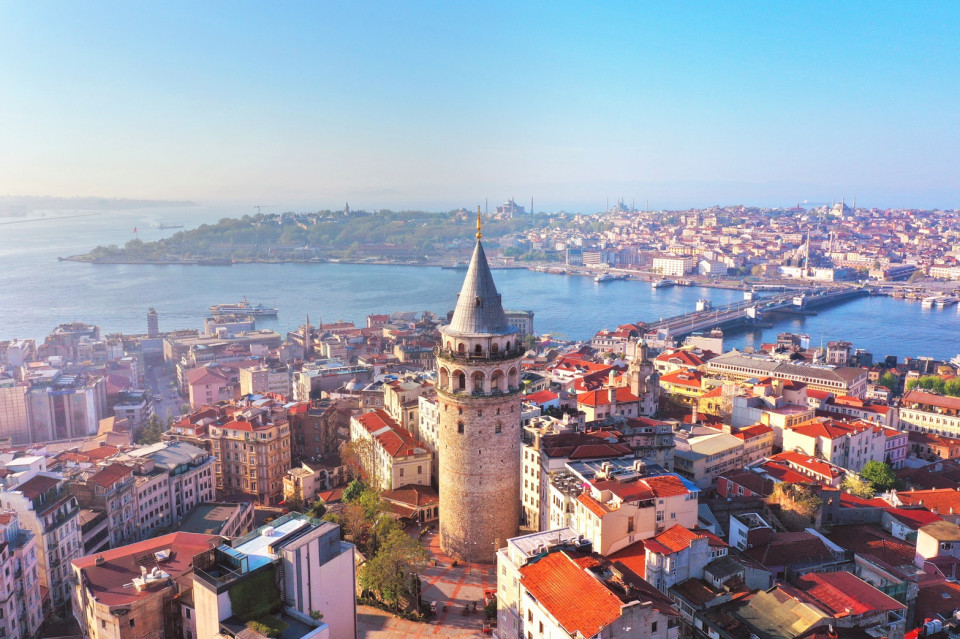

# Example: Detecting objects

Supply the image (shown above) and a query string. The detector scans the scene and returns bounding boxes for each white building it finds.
[349,409,432,491]
[652,256,694,277]
[497,528,681,639]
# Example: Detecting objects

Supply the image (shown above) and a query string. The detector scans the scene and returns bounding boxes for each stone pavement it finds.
[357,529,493,638]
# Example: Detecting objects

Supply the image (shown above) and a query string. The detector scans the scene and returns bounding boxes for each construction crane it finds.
[254,204,278,215]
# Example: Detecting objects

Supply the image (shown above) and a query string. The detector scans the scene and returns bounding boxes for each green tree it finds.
[135,414,164,445]
[860,460,896,492]
[877,371,899,392]
[358,527,428,611]
[286,483,305,513]
[307,498,327,519]
[841,473,876,499]
[343,479,365,503]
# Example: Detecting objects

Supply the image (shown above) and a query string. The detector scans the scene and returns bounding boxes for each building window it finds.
[495,423,502,434]
[652,622,658,633]
[130,620,135,628]
[458,422,464,434]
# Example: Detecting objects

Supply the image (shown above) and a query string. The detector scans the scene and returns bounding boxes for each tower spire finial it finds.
[476,205,482,241]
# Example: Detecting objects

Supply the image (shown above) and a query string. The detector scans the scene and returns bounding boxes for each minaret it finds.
[436,206,522,563]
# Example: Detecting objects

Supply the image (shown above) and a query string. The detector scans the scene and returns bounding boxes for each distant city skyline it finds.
[1,2,958,211]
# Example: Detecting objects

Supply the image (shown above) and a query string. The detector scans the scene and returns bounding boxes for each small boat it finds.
[652,278,675,289]
[441,261,468,270]
[210,297,278,317]
[595,273,616,283]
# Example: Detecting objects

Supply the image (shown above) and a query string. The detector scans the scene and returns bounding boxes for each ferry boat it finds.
[441,261,468,270]
[651,278,675,289]
[147,224,184,230]
[594,273,616,283]
[210,297,278,317]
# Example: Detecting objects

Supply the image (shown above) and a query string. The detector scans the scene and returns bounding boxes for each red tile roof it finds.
[15,475,58,500]
[577,493,610,518]
[577,386,641,407]
[89,463,133,489]
[72,532,221,607]
[884,508,942,530]
[896,488,960,515]
[768,451,844,480]
[606,539,646,578]
[519,551,624,638]
[356,409,428,458]
[658,369,703,389]
[793,571,905,616]
[734,423,773,441]
[644,525,704,555]
[904,390,960,411]
[525,390,559,404]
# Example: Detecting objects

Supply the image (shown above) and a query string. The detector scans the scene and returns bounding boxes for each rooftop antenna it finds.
[485,198,488,215]
[477,206,482,241]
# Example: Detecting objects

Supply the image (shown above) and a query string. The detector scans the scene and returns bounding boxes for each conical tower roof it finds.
[444,240,516,337]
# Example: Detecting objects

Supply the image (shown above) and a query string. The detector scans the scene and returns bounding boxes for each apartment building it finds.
[349,409,432,491]
[1,472,82,611]
[706,352,868,398]
[239,365,292,397]
[0,510,43,638]
[497,528,680,639]
[899,390,960,438]
[209,411,291,505]
[572,472,700,555]
[781,418,885,473]
[673,432,745,489]
[72,532,221,639]
[69,463,138,549]
[192,514,356,639]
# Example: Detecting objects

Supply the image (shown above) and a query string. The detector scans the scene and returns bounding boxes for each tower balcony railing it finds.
[434,347,524,363]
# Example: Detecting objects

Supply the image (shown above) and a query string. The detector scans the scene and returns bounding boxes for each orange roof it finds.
[734,423,773,441]
[577,493,610,518]
[607,539,646,578]
[768,451,844,480]
[642,474,691,498]
[356,409,428,458]
[793,572,905,616]
[519,552,623,638]
[89,463,133,489]
[644,525,704,555]
[658,369,703,388]
[577,386,640,407]
[897,489,960,515]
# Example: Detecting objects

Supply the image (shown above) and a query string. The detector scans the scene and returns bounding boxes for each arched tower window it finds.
[506,341,511,352]
[495,423,502,434]
[508,367,518,389]
[457,343,465,354]
[457,421,464,434]
[472,371,485,394]
[491,370,505,392]
[474,344,482,355]
[439,367,449,390]
[491,343,499,354]
[457,372,466,390]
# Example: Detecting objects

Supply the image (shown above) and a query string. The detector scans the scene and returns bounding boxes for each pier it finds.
[645,287,870,339]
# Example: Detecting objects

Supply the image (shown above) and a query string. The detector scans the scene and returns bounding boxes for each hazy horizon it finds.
[2,2,958,211]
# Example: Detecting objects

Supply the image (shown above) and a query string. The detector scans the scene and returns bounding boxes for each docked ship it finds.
[210,298,278,317]
[651,278,675,289]
[594,272,616,283]
[441,261,469,270]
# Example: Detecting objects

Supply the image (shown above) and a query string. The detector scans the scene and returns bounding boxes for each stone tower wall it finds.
[436,349,522,563]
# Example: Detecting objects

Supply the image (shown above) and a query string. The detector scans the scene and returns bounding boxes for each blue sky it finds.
[1,2,958,211]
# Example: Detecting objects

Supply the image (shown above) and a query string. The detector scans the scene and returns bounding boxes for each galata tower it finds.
[436,209,522,563]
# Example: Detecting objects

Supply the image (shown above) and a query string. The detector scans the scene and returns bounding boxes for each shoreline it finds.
[58,254,900,294]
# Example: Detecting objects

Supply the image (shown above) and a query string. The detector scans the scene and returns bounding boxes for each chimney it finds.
[95,556,105,566]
